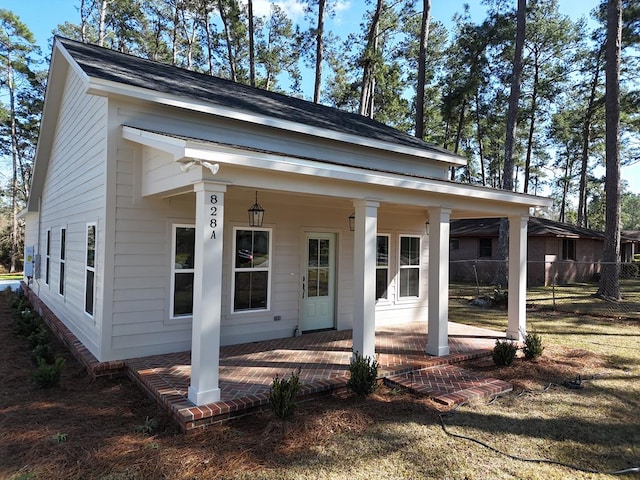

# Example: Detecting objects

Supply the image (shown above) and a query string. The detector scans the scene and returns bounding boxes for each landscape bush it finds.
[347,352,379,396]
[492,339,518,366]
[269,368,301,420]
[523,331,544,360]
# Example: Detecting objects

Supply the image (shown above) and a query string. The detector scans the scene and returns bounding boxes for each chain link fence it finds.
[449,260,640,320]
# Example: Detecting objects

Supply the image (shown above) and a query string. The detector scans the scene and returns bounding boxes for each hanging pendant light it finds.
[248,191,265,227]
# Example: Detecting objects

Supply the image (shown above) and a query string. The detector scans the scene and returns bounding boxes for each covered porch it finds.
[126,320,511,431]
[123,126,548,410]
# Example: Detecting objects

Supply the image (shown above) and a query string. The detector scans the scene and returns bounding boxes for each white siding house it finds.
[24,37,552,406]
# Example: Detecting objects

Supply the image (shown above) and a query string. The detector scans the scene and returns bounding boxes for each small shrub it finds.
[134,417,159,434]
[31,343,56,365]
[523,332,544,360]
[27,325,51,349]
[347,352,379,396]
[32,357,65,389]
[13,310,41,338]
[492,339,518,366]
[270,368,301,420]
[52,432,68,443]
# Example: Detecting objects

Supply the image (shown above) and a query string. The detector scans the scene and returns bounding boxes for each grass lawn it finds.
[0,273,23,281]
[1,285,638,480]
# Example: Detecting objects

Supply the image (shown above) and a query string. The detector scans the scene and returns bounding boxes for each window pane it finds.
[175,227,195,269]
[308,238,318,266]
[234,271,268,310]
[235,230,254,268]
[319,239,330,267]
[377,236,388,266]
[399,268,419,297]
[318,268,329,296]
[45,258,50,285]
[60,229,66,259]
[376,268,388,300]
[85,270,94,315]
[46,231,51,255]
[173,272,194,316]
[59,263,65,296]
[253,230,270,268]
[400,237,420,266]
[87,225,96,267]
[307,268,318,297]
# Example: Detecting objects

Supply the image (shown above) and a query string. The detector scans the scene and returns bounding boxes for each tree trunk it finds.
[475,90,486,186]
[7,52,19,273]
[359,0,383,117]
[218,0,238,82]
[495,0,526,287]
[313,0,326,103]
[577,46,604,228]
[98,0,108,46]
[523,61,539,194]
[597,0,622,300]
[414,0,431,139]
[248,0,256,87]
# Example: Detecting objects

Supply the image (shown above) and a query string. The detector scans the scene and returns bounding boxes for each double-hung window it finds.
[479,238,492,258]
[85,224,96,316]
[399,236,420,298]
[562,238,576,261]
[171,225,195,318]
[376,235,389,300]
[59,228,66,296]
[233,228,271,312]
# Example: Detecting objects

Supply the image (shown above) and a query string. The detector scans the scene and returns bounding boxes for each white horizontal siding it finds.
[32,66,108,360]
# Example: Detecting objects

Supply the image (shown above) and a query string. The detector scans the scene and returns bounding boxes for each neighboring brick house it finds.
[449,217,605,286]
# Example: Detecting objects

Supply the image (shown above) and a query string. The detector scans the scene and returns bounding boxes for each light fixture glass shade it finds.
[348,212,355,231]
[248,191,265,227]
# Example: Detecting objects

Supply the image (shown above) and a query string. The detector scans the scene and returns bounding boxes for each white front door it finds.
[301,233,336,331]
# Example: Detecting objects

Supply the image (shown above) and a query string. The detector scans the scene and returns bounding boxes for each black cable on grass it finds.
[439,377,640,476]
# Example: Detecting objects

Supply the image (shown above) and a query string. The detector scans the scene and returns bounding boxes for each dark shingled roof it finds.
[57,37,462,159]
[450,217,605,239]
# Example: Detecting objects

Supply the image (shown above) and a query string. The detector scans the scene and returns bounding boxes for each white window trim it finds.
[84,223,96,318]
[376,234,391,304]
[231,226,273,314]
[58,227,66,297]
[170,224,195,320]
[397,234,421,300]
[44,229,51,286]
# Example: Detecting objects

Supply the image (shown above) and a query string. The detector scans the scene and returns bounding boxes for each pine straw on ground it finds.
[1,290,637,480]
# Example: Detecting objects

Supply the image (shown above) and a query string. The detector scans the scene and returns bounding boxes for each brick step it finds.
[384,364,512,406]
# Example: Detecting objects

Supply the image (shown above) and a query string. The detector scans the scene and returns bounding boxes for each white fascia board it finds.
[122,126,186,161]
[91,78,467,167]
[122,127,552,209]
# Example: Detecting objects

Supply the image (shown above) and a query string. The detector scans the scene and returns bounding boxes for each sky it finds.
[2,0,639,193]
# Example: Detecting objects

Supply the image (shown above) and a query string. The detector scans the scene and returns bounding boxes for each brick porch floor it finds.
[125,321,512,431]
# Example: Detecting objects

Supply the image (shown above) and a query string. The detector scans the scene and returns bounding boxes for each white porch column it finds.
[352,200,379,359]
[426,207,451,356]
[188,182,226,406]
[507,215,529,340]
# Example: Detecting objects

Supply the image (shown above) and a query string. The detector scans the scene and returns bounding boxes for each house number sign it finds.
[209,194,218,240]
